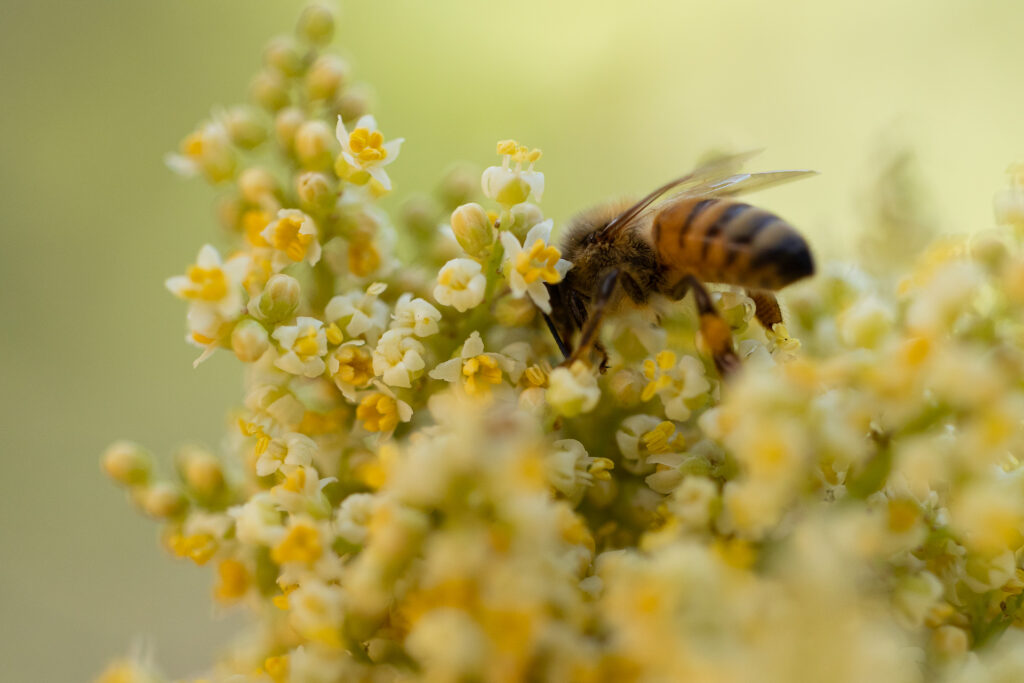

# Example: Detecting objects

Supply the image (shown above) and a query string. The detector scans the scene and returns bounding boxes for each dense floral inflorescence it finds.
[101,6,1024,682]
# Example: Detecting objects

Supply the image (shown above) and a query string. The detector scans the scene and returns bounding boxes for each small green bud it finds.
[296,4,335,45]
[335,87,372,125]
[231,318,271,362]
[176,445,225,499]
[401,195,440,237]
[274,107,305,152]
[494,293,536,327]
[251,70,290,112]
[136,482,187,519]
[450,202,494,259]
[505,202,545,240]
[296,171,337,213]
[249,274,301,322]
[238,167,279,204]
[294,120,335,171]
[306,55,350,101]
[264,36,306,78]
[223,106,266,149]
[438,164,479,210]
[102,441,152,486]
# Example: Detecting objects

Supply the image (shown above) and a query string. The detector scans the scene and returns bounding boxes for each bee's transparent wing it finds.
[600,151,815,239]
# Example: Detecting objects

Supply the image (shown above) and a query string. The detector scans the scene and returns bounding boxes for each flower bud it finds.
[450,203,494,259]
[102,440,152,486]
[306,55,350,101]
[296,3,334,45]
[274,108,304,155]
[264,36,306,78]
[176,445,225,499]
[222,106,266,149]
[335,87,372,125]
[504,202,545,240]
[401,195,439,237]
[249,274,301,322]
[216,195,244,232]
[251,70,290,112]
[238,166,279,204]
[231,318,271,362]
[296,171,337,213]
[547,361,601,417]
[931,625,969,659]
[137,482,187,519]
[294,120,335,171]
[494,294,536,326]
[439,164,479,210]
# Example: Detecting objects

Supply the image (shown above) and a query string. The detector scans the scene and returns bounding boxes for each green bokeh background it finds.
[2,0,1022,679]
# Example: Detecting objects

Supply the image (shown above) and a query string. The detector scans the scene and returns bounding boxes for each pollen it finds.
[349,127,388,163]
[270,213,314,262]
[514,239,563,284]
[463,354,503,396]
[214,558,250,604]
[271,521,322,565]
[292,325,321,358]
[325,322,344,345]
[183,265,228,301]
[333,345,374,387]
[357,392,401,433]
[641,421,678,454]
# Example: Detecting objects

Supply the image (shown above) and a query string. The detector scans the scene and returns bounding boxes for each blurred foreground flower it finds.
[104,5,1024,682]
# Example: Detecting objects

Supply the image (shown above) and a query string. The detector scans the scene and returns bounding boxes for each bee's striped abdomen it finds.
[653,198,814,290]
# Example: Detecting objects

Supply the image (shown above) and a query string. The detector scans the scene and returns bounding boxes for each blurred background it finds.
[2,0,1022,678]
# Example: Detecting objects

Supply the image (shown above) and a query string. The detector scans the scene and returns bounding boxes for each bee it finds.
[544,151,816,376]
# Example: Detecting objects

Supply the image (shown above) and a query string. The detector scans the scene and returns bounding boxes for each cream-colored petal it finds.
[462,331,485,358]
[429,357,462,383]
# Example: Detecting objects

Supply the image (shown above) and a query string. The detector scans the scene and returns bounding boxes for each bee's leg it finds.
[682,275,741,377]
[565,269,620,370]
[746,288,783,330]
[543,313,571,360]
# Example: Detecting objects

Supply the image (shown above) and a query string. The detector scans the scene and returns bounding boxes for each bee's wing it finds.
[600,152,815,240]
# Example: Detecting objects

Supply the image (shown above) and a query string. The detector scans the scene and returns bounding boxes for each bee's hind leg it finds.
[681,275,741,378]
[564,269,620,371]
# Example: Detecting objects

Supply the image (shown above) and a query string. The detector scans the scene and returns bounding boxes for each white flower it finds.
[481,139,544,205]
[228,492,283,546]
[325,282,389,344]
[499,220,572,314]
[391,292,441,337]
[272,316,329,378]
[165,244,248,319]
[641,350,711,421]
[546,439,611,505]
[433,258,486,312]
[260,209,322,271]
[428,331,510,397]
[335,114,403,191]
[255,431,317,477]
[165,119,235,182]
[547,361,600,416]
[335,493,378,545]
[372,329,426,388]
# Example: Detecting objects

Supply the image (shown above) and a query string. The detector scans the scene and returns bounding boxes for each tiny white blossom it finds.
[372,329,426,388]
[272,316,329,378]
[391,292,441,337]
[434,258,486,312]
[336,114,403,191]
[499,220,571,314]
[260,209,322,271]
[325,282,390,344]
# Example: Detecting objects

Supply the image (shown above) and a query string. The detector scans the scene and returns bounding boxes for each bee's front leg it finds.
[564,269,620,369]
[681,275,741,378]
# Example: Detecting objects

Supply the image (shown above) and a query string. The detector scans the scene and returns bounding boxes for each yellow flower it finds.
[260,208,321,270]
[328,342,375,400]
[357,386,412,435]
[429,331,514,397]
[335,114,403,191]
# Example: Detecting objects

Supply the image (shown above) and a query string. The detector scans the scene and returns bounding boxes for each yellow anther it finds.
[349,127,388,163]
[270,214,314,262]
[514,239,563,284]
[292,326,321,358]
[279,467,307,493]
[191,331,216,346]
[348,235,381,277]
[357,392,400,433]
[527,148,542,163]
[588,457,615,481]
[656,350,677,370]
[325,322,344,345]
[272,584,297,610]
[463,354,503,396]
[183,265,228,301]
[271,521,322,564]
[241,209,270,247]
[641,375,672,402]
[641,421,676,454]
[264,655,289,682]
[523,364,549,387]
[332,345,374,387]
[496,139,518,155]
[183,131,204,157]
[214,559,250,604]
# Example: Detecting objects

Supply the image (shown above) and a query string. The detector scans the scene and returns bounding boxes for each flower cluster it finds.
[101,5,1024,682]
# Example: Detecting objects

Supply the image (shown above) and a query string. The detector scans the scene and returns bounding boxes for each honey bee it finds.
[544,151,816,376]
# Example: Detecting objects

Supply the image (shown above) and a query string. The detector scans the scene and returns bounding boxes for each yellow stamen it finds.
[514,239,563,285]
[183,265,228,301]
[325,322,344,345]
[264,655,289,682]
[641,421,676,454]
[357,392,400,433]
[271,522,322,564]
[349,127,388,163]
[270,214,314,262]
[214,559,250,604]
[463,354,503,396]
[242,209,271,247]
[496,139,518,155]
[292,326,321,358]
[332,346,374,387]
